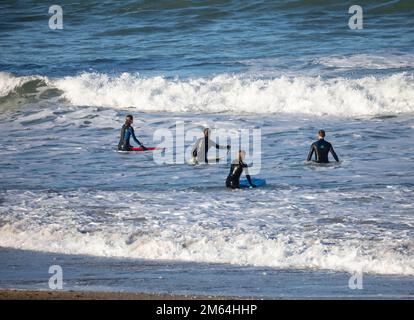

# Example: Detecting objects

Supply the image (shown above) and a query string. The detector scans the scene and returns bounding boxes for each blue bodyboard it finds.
[239,178,266,188]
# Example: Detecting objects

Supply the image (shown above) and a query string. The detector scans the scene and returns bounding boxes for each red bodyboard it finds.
[130,147,165,152]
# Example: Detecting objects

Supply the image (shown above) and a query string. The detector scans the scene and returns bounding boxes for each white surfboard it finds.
[187,156,224,165]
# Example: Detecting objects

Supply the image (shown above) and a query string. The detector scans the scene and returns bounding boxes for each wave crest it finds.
[2,71,414,117]
[53,72,414,116]
[1,222,413,276]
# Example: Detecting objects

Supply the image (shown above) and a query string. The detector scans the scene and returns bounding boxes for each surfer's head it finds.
[203,128,211,138]
[125,114,134,125]
[318,129,326,139]
[238,150,246,161]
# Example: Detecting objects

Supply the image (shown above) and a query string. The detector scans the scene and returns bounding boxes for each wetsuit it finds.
[226,160,255,189]
[118,124,144,151]
[191,137,228,163]
[307,139,339,163]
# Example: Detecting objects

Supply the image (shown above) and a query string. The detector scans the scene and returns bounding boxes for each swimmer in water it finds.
[307,129,339,163]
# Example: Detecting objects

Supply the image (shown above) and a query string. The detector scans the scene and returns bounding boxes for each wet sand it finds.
[0,289,238,300]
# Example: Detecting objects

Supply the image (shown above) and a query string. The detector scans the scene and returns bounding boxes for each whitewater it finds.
[2,71,414,116]
[1,68,414,277]
[0,88,413,276]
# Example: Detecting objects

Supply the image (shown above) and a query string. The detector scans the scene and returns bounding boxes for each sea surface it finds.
[0,0,414,297]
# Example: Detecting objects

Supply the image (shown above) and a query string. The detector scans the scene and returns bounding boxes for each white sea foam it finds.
[2,71,414,117]
[0,222,412,276]
[0,189,413,276]
[51,72,414,116]
[0,72,29,97]
[316,54,414,70]
[0,72,48,99]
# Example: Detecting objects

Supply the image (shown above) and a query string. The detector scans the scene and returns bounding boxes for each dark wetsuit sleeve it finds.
[246,175,254,187]
[209,139,227,149]
[118,125,126,150]
[192,138,200,157]
[307,144,315,161]
[243,164,255,187]
[130,127,143,146]
[330,145,339,162]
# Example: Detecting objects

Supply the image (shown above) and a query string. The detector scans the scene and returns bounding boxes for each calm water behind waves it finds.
[1,0,414,77]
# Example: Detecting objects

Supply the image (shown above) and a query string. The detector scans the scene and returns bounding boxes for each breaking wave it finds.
[0,189,413,276]
[1,219,413,276]
[2,71,414,117]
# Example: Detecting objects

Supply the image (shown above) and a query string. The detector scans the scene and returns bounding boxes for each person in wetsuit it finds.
[191,128,230,164]
[118,115,147,151]
[307,130,339,163]
[226,150,256,189]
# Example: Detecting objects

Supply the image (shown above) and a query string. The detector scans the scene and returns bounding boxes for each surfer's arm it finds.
[191,139,201,157]
[210,139,230,150]
[307,144,314,161]
[330,145,339,162]
[130,128,144,147]
[244,166,256,188]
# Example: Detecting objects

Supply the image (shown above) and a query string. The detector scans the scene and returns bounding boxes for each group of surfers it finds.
[118,114,340,189]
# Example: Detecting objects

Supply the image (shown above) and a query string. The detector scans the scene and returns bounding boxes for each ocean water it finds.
[1,0,414,296]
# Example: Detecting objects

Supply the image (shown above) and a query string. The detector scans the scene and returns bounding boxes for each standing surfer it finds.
[191,128,230,164]
[307,130,339,163]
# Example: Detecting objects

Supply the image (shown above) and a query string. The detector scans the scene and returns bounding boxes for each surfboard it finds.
[187,156,224,165]
[130,147,165,152]
[239,178,266,188]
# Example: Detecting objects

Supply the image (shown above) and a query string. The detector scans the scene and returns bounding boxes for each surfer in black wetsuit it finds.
[118,115,147,151]
[307,130,339,163]
[191,128,230,164]
[226,150,256,189]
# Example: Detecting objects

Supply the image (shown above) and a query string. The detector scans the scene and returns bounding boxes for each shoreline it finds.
[1,248,413,299]
[2,289,412,300]
[0,289,240,300]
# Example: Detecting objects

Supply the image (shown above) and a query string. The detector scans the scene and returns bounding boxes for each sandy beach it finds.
[0,289,236,300]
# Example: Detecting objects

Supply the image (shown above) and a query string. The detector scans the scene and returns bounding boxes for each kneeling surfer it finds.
[118,114,147,151]
[226,150,256,189]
